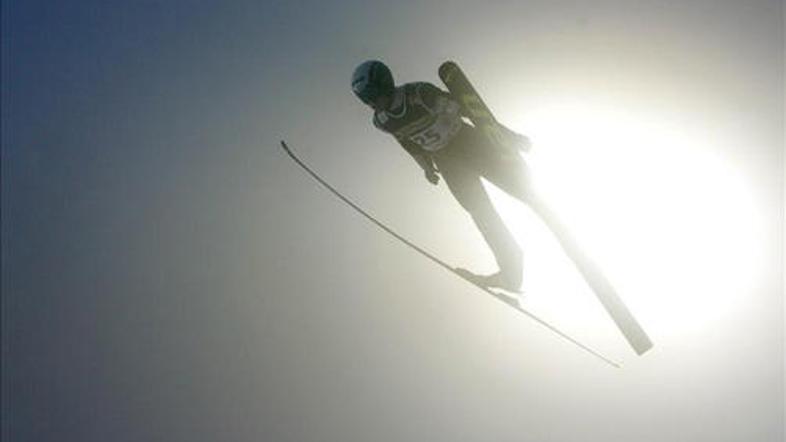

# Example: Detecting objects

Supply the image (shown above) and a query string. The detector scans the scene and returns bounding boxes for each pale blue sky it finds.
[2,1,783,441]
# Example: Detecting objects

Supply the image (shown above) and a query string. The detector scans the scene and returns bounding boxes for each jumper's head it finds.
[351,60,394,110]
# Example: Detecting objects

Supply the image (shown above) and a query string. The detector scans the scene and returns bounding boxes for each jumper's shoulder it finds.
[401,81,451,109]
[402,81,448,95]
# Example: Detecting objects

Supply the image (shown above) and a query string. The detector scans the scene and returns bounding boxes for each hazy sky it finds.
[2,1,783,441]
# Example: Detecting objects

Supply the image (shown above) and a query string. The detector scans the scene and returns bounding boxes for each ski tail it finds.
[439,61,529,153]
[439,60,499,126]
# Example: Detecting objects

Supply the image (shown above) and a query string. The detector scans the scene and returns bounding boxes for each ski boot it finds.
[455,268,522,294]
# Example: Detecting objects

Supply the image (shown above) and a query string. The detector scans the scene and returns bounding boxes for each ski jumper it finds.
[372,82,528,283]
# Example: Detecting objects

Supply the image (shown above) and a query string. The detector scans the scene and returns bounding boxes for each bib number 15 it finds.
[411,128,442,147]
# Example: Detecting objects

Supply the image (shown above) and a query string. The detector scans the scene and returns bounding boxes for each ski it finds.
[280,140,620,368]
[439,60,527,153]
[438,61,653,355]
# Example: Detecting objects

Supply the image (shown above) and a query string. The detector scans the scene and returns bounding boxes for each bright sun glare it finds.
[484,102,763,348]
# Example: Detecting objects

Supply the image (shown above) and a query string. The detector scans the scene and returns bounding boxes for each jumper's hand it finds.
[497,125,532,153]
[424,169,440,185]
[513,133,532,153]
[506,129,532,153]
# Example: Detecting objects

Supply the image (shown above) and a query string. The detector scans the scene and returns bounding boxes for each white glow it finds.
[485,102,764,346]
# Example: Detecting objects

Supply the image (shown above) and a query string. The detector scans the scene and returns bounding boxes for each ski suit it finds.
[372,82,530,284]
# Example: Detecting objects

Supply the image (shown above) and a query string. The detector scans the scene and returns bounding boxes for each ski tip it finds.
[634,341,655,356]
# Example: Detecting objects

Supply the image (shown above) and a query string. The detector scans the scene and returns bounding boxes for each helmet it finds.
[351,60,394,105]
